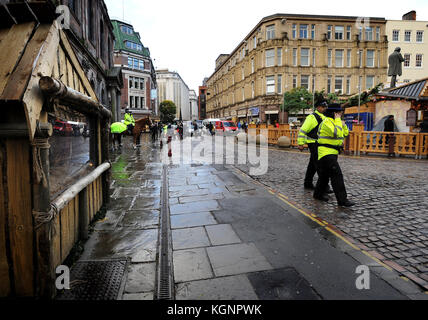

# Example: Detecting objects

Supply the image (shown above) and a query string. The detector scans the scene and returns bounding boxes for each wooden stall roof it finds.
[378,78,428,101]
[0,1,99,142]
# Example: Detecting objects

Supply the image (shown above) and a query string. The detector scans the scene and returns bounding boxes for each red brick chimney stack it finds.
[402,11,416,20]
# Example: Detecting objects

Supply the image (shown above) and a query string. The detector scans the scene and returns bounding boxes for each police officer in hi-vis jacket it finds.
[298,101,332,194]
[313,103,355,207]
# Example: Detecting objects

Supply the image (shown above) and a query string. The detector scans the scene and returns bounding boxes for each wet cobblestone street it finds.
[235,147,428,288]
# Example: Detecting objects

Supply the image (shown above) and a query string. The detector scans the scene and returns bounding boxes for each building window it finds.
[404,30,411,42]
[312,48,316,66]
[266,25,275,40]
[358,27,363,41]
[335,26,344,40]
[251,58,255,73]
[327,25,332,40]
[376,27,380,41]
[311,24,315,39]
[265,49,275,67]
[300,24,308,39]
[129,95,134,108]
[139,60,144,70]
[277,48,282,66]
[404,54,410,67]
[346,26,351,40]
[277,75,282,94]
[125,41,143,51]
[335,49,344,67]
[327,76,332,93]
[301,75,309,90]
[416,54,423,67]
[129,76,133,88]
[312,75,316,92]
[141,97,145,109]
[293,48,297,66]
[328,49,332,67]
[416,31,424,43]
[88,0,94,41]
[301,48,310,66]
[392,30,399,42]
[346,76,351,95]
[335,76,343,94]
[292,75,297,88]
[366,76,374,90]
[251,81,255,98]
[253,36,257,48]
[242,87,245,100]
[365,27,373,41]
[347,49,351,67]
[135,96,139,108]
[266,76,275,94]
[366,50,375,67]
[292,24,297,38]
[121,25,133,34]
[140,78,145,90]
[242,66,245,80]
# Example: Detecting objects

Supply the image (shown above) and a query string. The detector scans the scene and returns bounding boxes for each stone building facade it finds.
[156,69,191,121]
[112,19,158,120]
[385,11,428,88]
[206,13,389,124]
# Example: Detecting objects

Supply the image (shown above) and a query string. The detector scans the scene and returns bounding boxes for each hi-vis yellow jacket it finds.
[124,113,135,126]
[317,117,349,160]
[298,111,325,145]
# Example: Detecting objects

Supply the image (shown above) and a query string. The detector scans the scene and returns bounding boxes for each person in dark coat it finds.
[384,115,395,157]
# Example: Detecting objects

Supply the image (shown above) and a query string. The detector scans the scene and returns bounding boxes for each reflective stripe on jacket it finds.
[317,117,349,160]
[124,113,135,126]
[298,111,325,145]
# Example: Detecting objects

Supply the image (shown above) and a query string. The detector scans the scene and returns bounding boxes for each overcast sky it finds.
[104,0,428,92]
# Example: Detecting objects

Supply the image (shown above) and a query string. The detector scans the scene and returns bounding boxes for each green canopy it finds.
[111,122,127,134]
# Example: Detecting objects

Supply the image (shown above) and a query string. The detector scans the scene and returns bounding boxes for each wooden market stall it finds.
[0,2,111,298]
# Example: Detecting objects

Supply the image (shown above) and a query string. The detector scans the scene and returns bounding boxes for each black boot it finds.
[338,199,355,207]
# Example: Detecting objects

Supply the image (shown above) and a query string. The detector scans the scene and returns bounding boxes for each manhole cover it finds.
[247,268,321,300]
[56,259,128,300]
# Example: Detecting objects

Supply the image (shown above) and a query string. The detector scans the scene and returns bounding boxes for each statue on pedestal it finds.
[388,47,405,88]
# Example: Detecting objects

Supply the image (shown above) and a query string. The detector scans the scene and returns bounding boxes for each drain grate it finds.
[56,259,128,300]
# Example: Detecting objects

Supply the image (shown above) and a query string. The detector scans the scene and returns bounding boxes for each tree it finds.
[281,87,313,115]
[160,100,177,123]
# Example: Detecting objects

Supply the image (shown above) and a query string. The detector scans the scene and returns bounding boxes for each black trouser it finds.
[314,155,347,204]
[304,143,318,186]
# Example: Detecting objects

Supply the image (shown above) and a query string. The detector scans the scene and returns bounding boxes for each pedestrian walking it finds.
[298,101,332,193]
[313,103,355,207]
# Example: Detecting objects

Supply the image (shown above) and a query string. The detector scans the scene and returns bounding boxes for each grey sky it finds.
[104,0,428,92]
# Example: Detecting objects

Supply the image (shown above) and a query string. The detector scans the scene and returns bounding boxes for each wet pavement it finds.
[75,133,428,300]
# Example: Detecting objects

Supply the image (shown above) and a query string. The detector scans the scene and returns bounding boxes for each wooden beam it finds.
[6,139,33,296]
[0,22,36,96]
[0,143,10,297]
[58,29,97,101]
[22,22,59,142]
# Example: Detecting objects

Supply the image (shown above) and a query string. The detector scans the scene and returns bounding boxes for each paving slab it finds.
[173,248,214,283]
[124,263,157,293]
[118,210,159,229]
[131,197,160,210]
[207,243,273,277]
[175,275,258,300]
[171,212,217,229]
[172,227,211,250]
[178,193,224,204]
[93,210,123,231]
[205,224,241,246]
[170,200,221,215]
[122,292,154,300]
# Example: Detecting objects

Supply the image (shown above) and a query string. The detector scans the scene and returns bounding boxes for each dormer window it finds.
[121,25,133,34]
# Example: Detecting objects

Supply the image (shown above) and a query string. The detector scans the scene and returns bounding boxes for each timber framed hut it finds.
[0,2,112,298]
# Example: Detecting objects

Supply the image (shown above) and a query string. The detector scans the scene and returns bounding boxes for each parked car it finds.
[53,120,73,136]
[215,121,238,134]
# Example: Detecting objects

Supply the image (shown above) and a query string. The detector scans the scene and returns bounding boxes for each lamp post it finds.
[282,84,288,124]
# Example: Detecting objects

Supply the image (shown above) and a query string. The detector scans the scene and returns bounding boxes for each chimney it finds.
[402,11,416,20]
